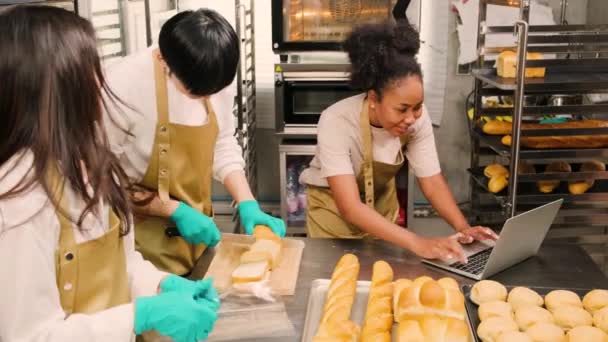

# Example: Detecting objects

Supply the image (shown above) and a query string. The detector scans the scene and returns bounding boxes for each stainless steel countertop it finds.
[192,238,607,342]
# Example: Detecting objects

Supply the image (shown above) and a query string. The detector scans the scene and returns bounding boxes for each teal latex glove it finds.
[159,275,220,311]
[238,200,286,238]
[540,117,568,124]
[170,202,220,247]
[134,291,218,342]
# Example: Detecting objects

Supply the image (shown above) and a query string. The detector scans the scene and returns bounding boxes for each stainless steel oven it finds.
[271,0,400,52]
[275,63,359,135]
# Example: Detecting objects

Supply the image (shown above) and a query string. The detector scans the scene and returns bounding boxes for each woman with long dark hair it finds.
[300,21,498,262]
[0,6,218,341]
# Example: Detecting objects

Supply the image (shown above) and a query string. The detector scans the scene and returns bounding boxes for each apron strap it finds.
[360,99,375,209]
[153,55,171,203]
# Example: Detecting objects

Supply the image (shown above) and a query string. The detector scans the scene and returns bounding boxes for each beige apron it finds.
[306,99,409,238]
[52,174,131,315]
[134,56,218,275]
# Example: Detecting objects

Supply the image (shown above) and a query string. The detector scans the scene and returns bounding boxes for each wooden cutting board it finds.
[203,233,305,296]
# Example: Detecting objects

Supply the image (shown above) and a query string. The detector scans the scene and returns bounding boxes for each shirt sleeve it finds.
[211,86,246,182]
[0,218,136,342]
[405,108,442,178]
[317,110,356,178]
[123,220,169,298]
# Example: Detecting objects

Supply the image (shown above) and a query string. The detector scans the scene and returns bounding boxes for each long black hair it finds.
[344,21,422,99]
[0,6,132,234]
[159,8,239,97]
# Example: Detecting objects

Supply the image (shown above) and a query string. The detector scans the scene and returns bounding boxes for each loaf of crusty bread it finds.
[397,317,469,342]
[538,161,572,194]
[313,319,361,342]
[484,164,509,178]
[569,160,605,194]
[397,276,466,322]
[484,120,608,136]
[361,261,394,342]
[497,50,546,78]
[502,134,608,149]
[314,254,360,340]
[231,225,282,284]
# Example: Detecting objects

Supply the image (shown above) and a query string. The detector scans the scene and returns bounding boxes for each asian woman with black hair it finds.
[300,21,498,263]
[105,9,286,275]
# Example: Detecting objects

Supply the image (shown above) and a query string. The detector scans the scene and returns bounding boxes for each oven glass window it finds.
[283,0,397,42]
[292,88,359,116]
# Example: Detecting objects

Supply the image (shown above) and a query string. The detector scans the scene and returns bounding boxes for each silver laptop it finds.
[422,199,563,280]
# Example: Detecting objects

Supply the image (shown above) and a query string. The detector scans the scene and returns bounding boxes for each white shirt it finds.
[300,94,441,187]
[103,47,245,184]
[0,152,167,342]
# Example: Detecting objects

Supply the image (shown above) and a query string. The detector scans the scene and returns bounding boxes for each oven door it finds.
[276,80,360,133]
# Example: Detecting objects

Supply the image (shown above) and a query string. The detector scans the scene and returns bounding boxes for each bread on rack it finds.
[486,120,608,136]
[489,174,509,193]
[314,254,360,341]
[231,225,282,284]
[396,276,465,322]
[496,50,546,78]
[538,162,572,194]
[568,160,605,195]
[485,164,509,178]
[397,317,469,342]
[360,261,394,342]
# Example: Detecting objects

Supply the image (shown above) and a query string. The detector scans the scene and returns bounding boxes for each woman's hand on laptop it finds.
[457,225,499,244]
[408,233,467,264]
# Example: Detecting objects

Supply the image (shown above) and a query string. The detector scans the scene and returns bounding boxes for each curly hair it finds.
[344,21,422,98]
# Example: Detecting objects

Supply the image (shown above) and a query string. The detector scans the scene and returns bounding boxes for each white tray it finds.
[301,279,475,342]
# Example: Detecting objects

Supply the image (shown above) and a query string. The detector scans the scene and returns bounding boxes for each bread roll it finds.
[545,290,583,313]
[518,161,536,175]
[538,162,571,194]
[553,306,593,330]
[497,331,533,342]
[478,316,519,342]
[594,307,608,334]
[569,161,605,195]
[361,261,393,342]
[566,326,608,342]
[526,322,566,342]
[484,120,513,135]
[584,290,608,314]
[479,301,514,321]
[497,50,546,78]
[471,280,508,305]
[397,276,465,321]
[397,317,469,342]
[515,306,554,331]
[508,287,544,311]
[489,174,509,193]
[394,278,413,320]
[313,319,361,342]
[484,120,608,137]
[485,164,509,178]
[314,254,360,340]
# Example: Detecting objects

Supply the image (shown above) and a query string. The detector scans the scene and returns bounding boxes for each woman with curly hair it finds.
[300,21,497,262]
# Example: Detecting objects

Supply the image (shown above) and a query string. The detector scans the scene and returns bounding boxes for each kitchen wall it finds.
[587,0,608,25]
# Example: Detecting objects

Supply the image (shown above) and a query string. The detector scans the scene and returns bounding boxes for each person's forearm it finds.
[342,202,418,250]
[223,170,255,203]
[131,191,179,218]
[418,174,469,232]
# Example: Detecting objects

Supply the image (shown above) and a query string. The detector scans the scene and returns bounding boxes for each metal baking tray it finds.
[461,284,594,342]
[302,279,475,342]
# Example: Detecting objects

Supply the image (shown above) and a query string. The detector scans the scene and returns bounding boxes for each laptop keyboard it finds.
[450,248,494,275]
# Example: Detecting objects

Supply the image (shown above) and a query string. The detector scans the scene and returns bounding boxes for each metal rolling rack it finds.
[231,0,258,232]
[468,0,608,232]
[90,0,127,61]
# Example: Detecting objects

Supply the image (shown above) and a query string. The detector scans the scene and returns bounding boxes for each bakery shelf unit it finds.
[468,0,608,231]
[0,0,77,12]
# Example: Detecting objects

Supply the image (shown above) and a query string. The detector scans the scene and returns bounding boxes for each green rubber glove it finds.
[540,117,568,124]
[134,291,218,342]
[159,275,220,311]
[170,202,220,247]
[238,200,286,238]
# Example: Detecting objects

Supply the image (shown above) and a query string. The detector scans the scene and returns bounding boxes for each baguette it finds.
[569,160,605,194]
[484,119,608,136]
[538,161,572,193]
[502,134,608,149]
[314,254,360,341]
[361,261,394,342]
